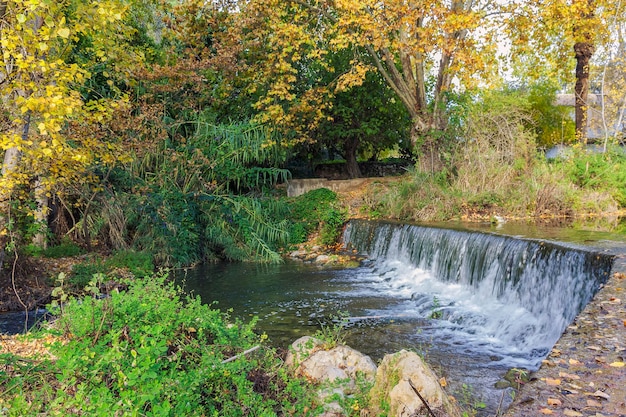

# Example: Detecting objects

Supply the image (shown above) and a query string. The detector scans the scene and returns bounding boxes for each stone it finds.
[315,255,330,264]
[369,350,462,417]
[286,336,377,384]
[285,336,377,416]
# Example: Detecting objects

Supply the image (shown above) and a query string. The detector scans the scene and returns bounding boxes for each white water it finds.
[343,220,614,370]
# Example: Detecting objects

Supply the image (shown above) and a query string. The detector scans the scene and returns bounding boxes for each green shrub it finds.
[70,259,106,288]
[0,275,318,416]
[285,188,347,245]
[23,239,84,258]
[565,147,626,207]
[107,249,155,278]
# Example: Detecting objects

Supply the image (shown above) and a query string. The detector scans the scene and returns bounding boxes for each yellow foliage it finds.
[0,0,141,230]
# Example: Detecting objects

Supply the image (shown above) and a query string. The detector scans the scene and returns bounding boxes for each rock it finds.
[315,255,330,264]
[285,336,377,415]
[289,250,307,259]
[286,336,377,384]
[369,350,462,417]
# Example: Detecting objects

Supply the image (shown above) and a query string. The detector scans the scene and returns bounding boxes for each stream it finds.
[176,220,623,414]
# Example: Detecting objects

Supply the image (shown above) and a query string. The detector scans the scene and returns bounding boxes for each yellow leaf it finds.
[547,398,561,406]
[539,408,554,415]
[16,14,26,24]
[38,42,49,52]
[545,378,561,386]
[563,409,582,417]
[609,361,625,367]
[439,377,447,387]
[57,28,71,39]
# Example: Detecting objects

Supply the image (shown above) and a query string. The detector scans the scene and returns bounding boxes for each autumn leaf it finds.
[540,408,554,414]
[545,378,561,386]
[589,390,610,400]
[547,398,562,406]
[563,409,583,417]
[609,361,625,367]
[57,27,71,39]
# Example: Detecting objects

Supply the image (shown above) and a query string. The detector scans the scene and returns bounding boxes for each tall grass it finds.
[373,92,622,223]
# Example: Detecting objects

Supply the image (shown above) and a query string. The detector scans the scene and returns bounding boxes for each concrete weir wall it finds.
[287,178,371,197]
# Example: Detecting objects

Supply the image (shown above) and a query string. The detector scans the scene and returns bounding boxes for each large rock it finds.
[369,350,462,417]
[285,336,377,416]
[285,336,377,384]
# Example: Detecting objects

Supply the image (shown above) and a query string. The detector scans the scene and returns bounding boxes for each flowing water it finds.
[177,220,620,414]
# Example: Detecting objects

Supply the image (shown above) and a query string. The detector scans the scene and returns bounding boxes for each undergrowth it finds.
[0,274,319,416]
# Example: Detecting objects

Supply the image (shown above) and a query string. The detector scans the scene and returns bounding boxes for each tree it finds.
[223,0,506,171]
[0,0,143,269]
[508,0,615,143]
[314,50,411,178]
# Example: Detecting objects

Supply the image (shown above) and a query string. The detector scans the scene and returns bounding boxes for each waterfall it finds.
[343,219,614,368]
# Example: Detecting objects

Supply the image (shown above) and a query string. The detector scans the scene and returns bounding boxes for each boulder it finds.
[369,350,462,417]
[286,336,377,384]
[286,336,377,415]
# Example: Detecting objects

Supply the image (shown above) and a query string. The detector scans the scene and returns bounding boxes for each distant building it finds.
[555,93,625,141]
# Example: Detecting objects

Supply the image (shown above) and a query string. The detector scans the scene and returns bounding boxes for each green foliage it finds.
[107,250,155,277]
[90,115,292,266]
[283,188,347,246]
[527,81,576,147]
[70,250,154,288]
[564,147,626,207]
[315,311,349,349]
[1,275,317,416]
[310,49,411,164]
[370,89,623,222]
[39,239,85,259]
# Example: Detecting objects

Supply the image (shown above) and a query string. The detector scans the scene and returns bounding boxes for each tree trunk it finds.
[32,178,49,249]
[343,136,361,179]
[574,42,595,143]
[0,113,30,272]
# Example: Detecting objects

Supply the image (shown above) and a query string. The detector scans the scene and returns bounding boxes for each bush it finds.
[0,275,318,416]
[565,147,626,207]
[70,250,154,288]
[284,188,347,246]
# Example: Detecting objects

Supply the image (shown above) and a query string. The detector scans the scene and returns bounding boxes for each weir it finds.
[342,219,615,369]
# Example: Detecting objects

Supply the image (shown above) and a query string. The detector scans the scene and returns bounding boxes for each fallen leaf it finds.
[563,409,583,417]
[609,361,624,367]
[540,408,554,415]
[547,398,562,407]
[586,399,602,407]
[587,346,602,351]
[589,390,610,400]
[439,377,447,387]
[559,372,581,380]
[545,378,561,386]
[569,359,582,366]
